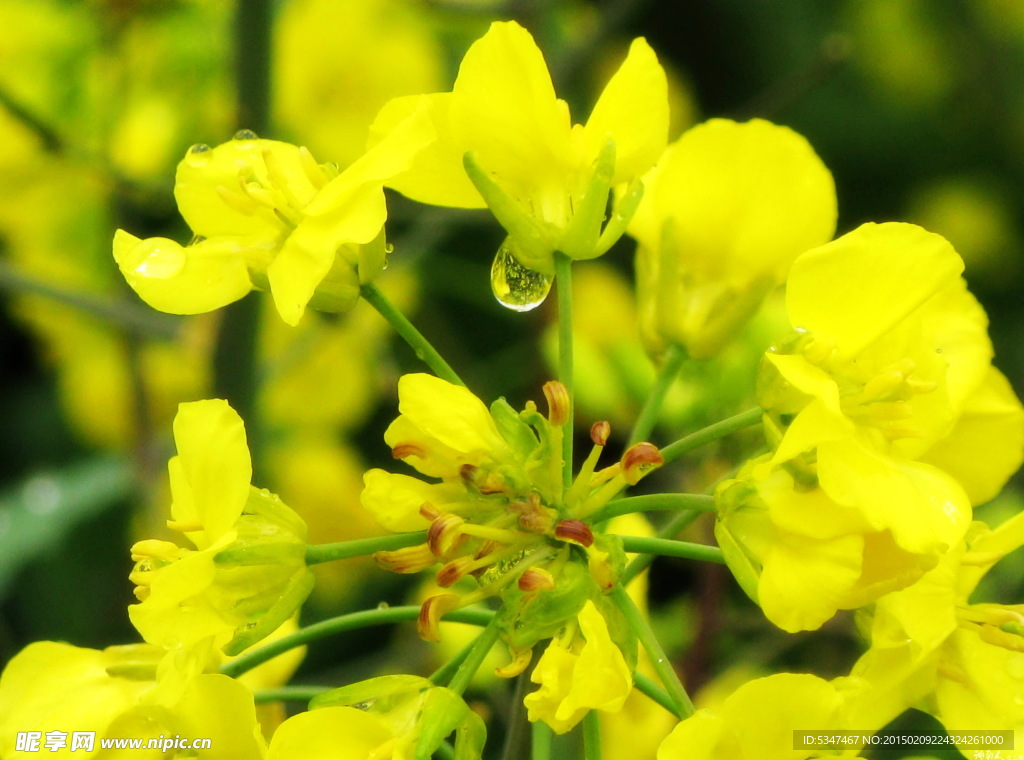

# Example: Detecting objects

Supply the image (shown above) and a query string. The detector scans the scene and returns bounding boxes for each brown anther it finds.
[391,442,425,460]
[621,442,664,485]
[417,593,461,642]
[590,421,611,447]
[374,544,437,574]
[459,463,478,481]
[427,513,466,558]
[543,381,571,426]
[419,502,441,521]
[436,557,475,588]
[517,566,556,592]
[554,519,594,548]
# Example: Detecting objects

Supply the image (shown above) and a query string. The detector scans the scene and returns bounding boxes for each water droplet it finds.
[162,636,182,650]
[377,601,390,610]
[384,243,394,254]
[188,143,211,154]
[490,238,552,312]
[127,239,187,280]
[233,129,259,141]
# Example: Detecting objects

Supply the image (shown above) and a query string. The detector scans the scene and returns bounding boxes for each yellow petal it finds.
[656,710,726,760]
[360,469,450,532]
[449,21,574,204]
[921,367,1024,505]
[369,94,484,208]
[113,231,253,315]
[171,400,252,547]
[787,223,964,360]
[171,674,267,759]
[174,138,312,239]
[817,437,970,555]
[267,706,392,760]
[583,38,668,184]
[395,374,508,462]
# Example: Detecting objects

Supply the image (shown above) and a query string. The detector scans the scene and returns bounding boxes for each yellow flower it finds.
[716,455,942,633]
[370,20,668,275]
[361,373,656,668]
[759,222,1022,557]
[849,511,1024,752]
[629,118,837,359]
[723,222,1024,632]
[128,400,312,654]
[656,673,868,760]
[0,640,266,759]
[114,110,431,326]
[268,676,485,760]
[523,600,633,734]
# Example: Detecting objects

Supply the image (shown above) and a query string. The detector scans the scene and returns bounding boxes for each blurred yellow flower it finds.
[629,118,837,359]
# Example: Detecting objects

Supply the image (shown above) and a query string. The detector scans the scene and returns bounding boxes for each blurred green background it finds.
[0,1,1022,756]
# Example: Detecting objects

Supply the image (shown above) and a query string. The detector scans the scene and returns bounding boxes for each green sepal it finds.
[414,687,484,760]
[310,674,431,710]
[490,397,541,462]
[712,481,763,605]
[593,177,644,257]
[560,138,615,260]
[498,559,594,650]
[463,151,556,275]
[222,569,314,656]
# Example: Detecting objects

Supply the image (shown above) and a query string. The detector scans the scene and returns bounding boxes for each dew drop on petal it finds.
[127,239,187,279]
[233,129,259,141]
[188,143,211,154]
[490,238,552,312]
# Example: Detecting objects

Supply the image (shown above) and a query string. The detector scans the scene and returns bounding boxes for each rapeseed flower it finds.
[0,639,265,759]
[370,20,668,277]
[362,373,653,677]
[849,511,1024,752]
[268,676,485,760]
[656,673,869,760]
[722,222,1023,631]
[628,118,837,359]
[523,600,632,734]
[128,399,312,654]
[114,109,431,326]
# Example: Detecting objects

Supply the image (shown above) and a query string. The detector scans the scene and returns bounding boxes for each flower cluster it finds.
[362,373,662,732]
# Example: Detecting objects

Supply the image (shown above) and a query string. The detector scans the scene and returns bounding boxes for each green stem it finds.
[610,585,694,719]
[532,721,553,760]
[555,252,574,490]
[660,408,763,464]
[629,344,686,445]
[618,536,724,564]
[305,532,428,565]
[621,509,705,586]
[633,672,678,716]
[428,633,478,686]
[361,283,464,386]
[447,616,502,695]
[220,606,494,678]
[253,686,330,704]
[589,494,714,524]
[582,711,602,760]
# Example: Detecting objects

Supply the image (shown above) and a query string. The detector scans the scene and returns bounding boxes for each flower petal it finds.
[170,399,252,547]
[583,38,668,184]
[787,222,964,360]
